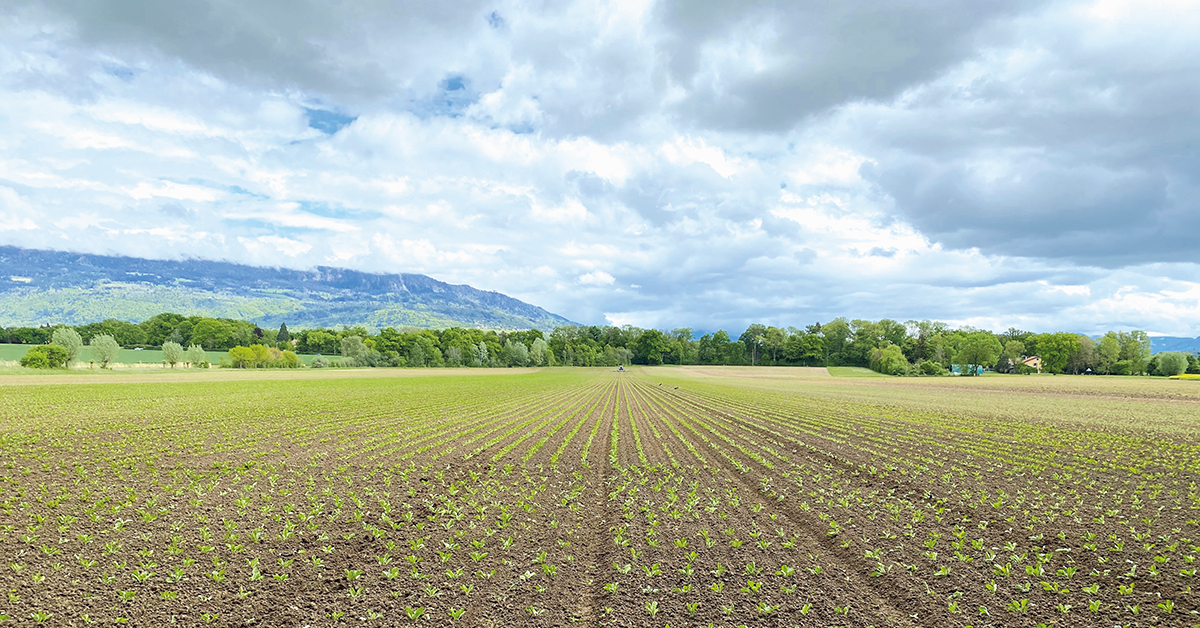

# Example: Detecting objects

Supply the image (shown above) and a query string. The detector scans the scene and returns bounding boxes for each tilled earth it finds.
[0,369,1196,627]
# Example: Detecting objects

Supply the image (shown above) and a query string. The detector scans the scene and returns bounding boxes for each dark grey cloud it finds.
[658,0,1045,131]
[852,4,1200,266]
[27,0,498,100]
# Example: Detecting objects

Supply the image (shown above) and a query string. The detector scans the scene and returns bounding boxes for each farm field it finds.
[0,367,1197,627]
[0,344,237,369]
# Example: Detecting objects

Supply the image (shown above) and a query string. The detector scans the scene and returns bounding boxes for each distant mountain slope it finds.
[1150,336,1200,354]
[0,246,575,330]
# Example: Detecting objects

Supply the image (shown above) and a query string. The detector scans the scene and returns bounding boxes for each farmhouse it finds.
[1021,355,1042,372]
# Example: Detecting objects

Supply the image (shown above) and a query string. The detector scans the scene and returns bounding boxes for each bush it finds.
[311,356,330,369]
[228,346,256,368]
[1112,360,1134,376]
[278,350,301,368]
[21,344,70,369]
[919,360,943,376]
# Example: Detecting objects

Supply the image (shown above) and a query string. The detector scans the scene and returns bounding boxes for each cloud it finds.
[579,271,616,286]
[656,0,1045,131]
[849,1,1200,266]
[2,0,1200,336]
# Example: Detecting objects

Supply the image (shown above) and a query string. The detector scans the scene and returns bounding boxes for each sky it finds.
[2,0,1199,335]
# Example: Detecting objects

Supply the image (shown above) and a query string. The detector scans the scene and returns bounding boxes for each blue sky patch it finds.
[296,201,383,222]
[305,108,357,134]
[102,63,135,81]
[408,74,477,119]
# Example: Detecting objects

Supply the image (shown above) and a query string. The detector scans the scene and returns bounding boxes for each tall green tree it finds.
[186,344,207,367]
[1097,332,1120,374]
[140,313,186,346]
[1156,352,1188,377]
[340,336,370,367]
[502,339,529,367]
[51,327,84,364]
[1066,335,1098,374]
[1033,332,1081,374]
[870,344,909,375]
[998,340,1025,372]
[634,329,668,365]
[763,326,786,364]
[529,338,552,366]
[1117,331,1151,374]
[821,318,851,365]
[739,324,767,365]
[957,332,1002,375]
[90,334,121,369]
[162,341,184,368]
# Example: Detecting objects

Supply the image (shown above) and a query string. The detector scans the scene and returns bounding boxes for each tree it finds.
[162,341,184,368]
[502,339,529,367]
[277,322,290,343]
[51,327,83,364]
[1066,335,1098,374]
[1097,332,1120,374]
[1033,332,1081,374]
[670,328,695,364]
[426,338,446,367]
[473,342,489,367]
[1156,352,1188,377]
[957,332,1002,375]
[869,344,909,375]
[782,330,825,366]
[188,319,234,350]
[1118,331,1151,374]
[90,334,121,368]
[739,324,767,365]
[20,344,69,369]
[763,326,786,364]
[821,318,851,365]
[140,313,185,346]
[340,336,369,366]
[997,340,1024,373]
[633,329,667,365]
[529,338,551,366]
[250,344,272,367]
[186,344,207,367]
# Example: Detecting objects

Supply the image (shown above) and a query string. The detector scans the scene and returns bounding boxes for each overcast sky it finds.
[2,0,1199,334]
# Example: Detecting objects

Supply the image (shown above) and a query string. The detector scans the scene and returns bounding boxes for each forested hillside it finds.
[0,246,573,330]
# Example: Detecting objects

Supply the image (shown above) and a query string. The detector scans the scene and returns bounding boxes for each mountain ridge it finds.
[0,246,575,330]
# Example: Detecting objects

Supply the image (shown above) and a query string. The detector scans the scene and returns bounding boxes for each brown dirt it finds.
[0,368,1195,628]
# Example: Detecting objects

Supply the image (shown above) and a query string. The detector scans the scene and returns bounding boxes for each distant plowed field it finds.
[1,368,1197,627]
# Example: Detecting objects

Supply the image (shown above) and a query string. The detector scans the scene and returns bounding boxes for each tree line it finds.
[7,313,1198,376]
